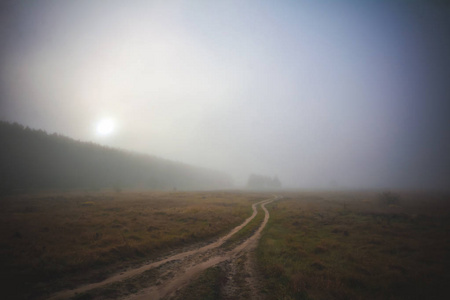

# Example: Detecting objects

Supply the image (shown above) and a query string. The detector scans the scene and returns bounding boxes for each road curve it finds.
[127,196,279,300]
[49,196,277,300]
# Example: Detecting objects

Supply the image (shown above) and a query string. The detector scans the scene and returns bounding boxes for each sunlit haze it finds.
[96,118,115,136]
[1,0,449,189]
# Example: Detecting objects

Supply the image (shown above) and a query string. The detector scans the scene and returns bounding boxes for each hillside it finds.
[0,121,231,193]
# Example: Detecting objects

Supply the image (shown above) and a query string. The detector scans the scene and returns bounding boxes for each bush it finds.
[378,191,400,206]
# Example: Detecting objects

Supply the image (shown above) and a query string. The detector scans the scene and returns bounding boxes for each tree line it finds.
[0,121,232,194]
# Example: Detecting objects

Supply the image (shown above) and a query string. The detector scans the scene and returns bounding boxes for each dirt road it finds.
[50,195,278,300]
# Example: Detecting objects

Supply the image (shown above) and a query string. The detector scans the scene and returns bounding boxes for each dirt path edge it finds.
[49,197,276,300]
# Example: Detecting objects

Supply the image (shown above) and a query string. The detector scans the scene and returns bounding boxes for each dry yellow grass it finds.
[257,190,450,299]
[0,189,265,299]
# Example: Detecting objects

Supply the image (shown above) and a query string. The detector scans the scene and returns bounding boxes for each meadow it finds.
[0,190,265,299]
[3,189,450,300]
[257,191,450,299]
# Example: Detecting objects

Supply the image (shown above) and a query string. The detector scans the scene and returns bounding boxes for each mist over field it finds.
[1,0,449,190]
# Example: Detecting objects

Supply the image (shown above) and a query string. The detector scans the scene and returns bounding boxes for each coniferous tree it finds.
[0,121,232,194]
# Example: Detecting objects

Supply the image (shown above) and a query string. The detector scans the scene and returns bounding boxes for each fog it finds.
[1,0,449,190]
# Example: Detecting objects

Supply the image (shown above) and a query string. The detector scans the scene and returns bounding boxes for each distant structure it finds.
[247,174,282,190]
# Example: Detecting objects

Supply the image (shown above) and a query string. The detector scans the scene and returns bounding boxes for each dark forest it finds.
[0,121,231,194]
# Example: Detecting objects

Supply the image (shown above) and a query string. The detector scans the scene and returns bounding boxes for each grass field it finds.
[170,265,226,300]
[3,189,450,300]
[221,200,266,250]
[257,191,450,299]
[0,190,265,300]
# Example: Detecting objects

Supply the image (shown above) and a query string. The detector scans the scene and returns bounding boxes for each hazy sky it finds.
[1,0,449,189]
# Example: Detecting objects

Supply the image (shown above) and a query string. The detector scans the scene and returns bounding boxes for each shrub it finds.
[378,191,400,206]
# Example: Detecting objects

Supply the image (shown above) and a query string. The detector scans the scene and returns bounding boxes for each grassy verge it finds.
[72,267,161,300]
[0,190,264,299]
[221,201,266,250]
[169,266,226,300]
[257,191,450,299]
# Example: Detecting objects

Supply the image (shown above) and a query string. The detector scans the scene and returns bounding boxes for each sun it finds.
[96,118,115,136]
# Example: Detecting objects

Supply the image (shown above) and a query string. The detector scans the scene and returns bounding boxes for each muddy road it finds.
[50,195,279,300]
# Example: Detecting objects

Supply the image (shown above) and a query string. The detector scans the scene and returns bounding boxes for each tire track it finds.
[127,196,278,300]
[49,197,277,300]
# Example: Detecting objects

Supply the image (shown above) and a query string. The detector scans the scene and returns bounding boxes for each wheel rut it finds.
[49,196,279,300]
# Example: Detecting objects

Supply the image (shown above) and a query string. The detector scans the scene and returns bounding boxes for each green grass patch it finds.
[221,202,265,249]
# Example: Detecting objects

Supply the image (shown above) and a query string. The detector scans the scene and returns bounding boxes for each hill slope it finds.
[0,121,231,193]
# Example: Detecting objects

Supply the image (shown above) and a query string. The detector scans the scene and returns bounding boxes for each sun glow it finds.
[96,119,115,136]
